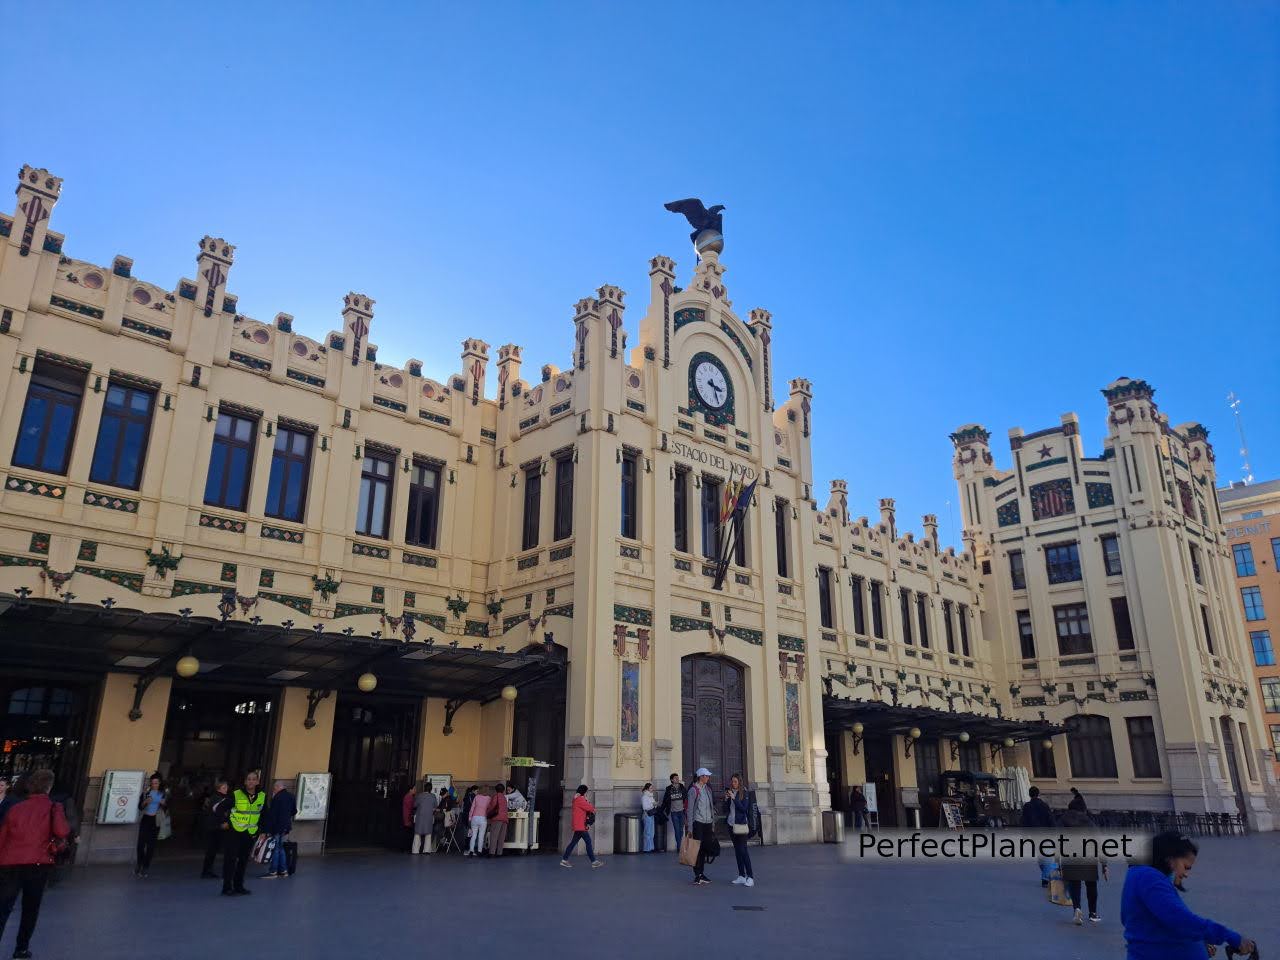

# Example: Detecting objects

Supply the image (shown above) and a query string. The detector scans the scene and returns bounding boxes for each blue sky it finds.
[5,2,1277,545]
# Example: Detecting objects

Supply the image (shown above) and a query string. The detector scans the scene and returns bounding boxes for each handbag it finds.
[732,823,749,835]
[156,808,172,841]
[704,833,720,862]
[678,833,701,866]
[251,832,276,864]
[1047,866,1072,907]
[47,803,70,859]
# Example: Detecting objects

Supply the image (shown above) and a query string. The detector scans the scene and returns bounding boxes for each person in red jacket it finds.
[0,768,70,959]
[401,784,417,853]
[559,784,604,868]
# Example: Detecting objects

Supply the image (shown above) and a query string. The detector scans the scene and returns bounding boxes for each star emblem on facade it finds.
[1037,444,1053,460]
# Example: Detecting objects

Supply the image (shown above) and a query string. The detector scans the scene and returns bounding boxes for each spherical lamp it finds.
[1042,739,1054,750]
[1003,737,1015,748]
[175,655,200,679]
[357,672,378,693]
[958,731,970,743]
[500,685,518,702]
[908,727,922,740]
[851,722,864,736]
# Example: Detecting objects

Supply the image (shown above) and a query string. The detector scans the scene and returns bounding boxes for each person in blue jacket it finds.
[1121,831,1255,959]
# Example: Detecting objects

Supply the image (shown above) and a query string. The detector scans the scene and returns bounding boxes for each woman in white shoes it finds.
[725,773,759,888]
[1060,808,1106,924]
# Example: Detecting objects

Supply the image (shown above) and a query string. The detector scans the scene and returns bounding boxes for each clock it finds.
[694,360,728,409]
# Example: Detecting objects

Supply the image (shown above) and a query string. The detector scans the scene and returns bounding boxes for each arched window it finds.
[7,687,78,717]
[1065,715,1118,779]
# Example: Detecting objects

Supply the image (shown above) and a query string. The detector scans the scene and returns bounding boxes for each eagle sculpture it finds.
[664,198,725,244]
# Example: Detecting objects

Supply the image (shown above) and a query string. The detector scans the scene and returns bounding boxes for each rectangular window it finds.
[1251,630,1275,667]
[1189,544,1203,585]
[1270,724,1280,756]
[356,451,393,538]
[521,466,541,551]
[405,462,442,549]
[732,507,747,567]
[12,360,86,476]
[263,426,312,523]
[1017,609,1035,660]
[899,588,913,645]
[1233,543,1257,577]
[916,594,930,649]
[1066,715,1118,778]
[774,499,789,578]
[1200,604,1216,656]
[553,455,574,541]
[1241,509,1263,520]
[89,381,155,490]
[1053,602,1093,656]
[1101,535,1122,577]
[1045,542,1082,584]
[1126,717,1161,778]
[942,599,955,653]
[673,467,689,553]
[700,477,721,561]
[1031,741,1057,779]
[620,451,638,540]
[870,581,885,639]
[1240,723,1257,781]
[1272,537,1280,569]
[1242,586,1265,622]
[1264,678,1280,713]
[1009,550,1026,590]
[203,411,257,511]
[1111,596,1135,651]
[818,566,834,629]
[958,604,971,657]
[851,576,867,635]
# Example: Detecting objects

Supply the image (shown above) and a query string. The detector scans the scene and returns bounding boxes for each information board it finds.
[294,772,332,821]
[941,800,964,830]
[97,770,146,825]
[426,773,452,797]
[862,782,879,814]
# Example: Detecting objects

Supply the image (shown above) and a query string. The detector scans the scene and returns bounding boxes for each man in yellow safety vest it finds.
[221,770,263,896]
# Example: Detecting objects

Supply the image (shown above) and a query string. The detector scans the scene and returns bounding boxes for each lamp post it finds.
[850,721,864,755]
[903,726,922,758]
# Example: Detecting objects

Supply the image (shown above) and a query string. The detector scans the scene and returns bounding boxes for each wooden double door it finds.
[681,656,747,794]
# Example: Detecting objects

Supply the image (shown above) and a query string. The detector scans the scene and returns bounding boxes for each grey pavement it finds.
[7,834,1278,959]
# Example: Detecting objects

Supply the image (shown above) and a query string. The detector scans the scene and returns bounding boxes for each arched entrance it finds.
[0,678,94,803]
[681,655,747,794]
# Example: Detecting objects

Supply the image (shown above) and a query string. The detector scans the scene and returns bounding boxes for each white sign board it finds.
[862,782,879,815]
[294,772,332,821]
[97,769,146,825]
[426,773,452,797]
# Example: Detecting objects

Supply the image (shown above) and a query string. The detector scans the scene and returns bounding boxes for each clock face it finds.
[694,360,728,409]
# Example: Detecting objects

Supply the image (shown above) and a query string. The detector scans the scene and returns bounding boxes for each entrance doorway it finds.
[825,730,846,814]
[326,694,420,849]
[680,656,747,794]
[862,733,898,827]
[914,738,942,828]
[0,677,95,805]
[1218,716,1247,819]
[510,643,567,850]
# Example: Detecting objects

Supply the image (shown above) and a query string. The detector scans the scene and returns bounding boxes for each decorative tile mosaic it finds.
[1085,482,1115,508]
[172,580,226,597]
[503,613,530,633]
[549,401,572,418]
[549,545,573,562]
[75,565,143,592]
[49,295,104,320]
[407,611,446,630]
[546,602,574,619]
[673,307,705,331]
[335,602,382,618]
[778,634,806,652]
[614,604,652,626]
[419,411,452,427]
[996,499,1021,528]
[120,317,172,340]
[403,551,438,568]
[517,554,540,570]
[619,544,641,559]
[373,396,407,413]
[200,513,246,533]
[260,524,304,544]
[229,351,271,372]
[700,601,711,617]
[726,625,763,645]
[77,540,98,562]
[0,554,45,568]
[220,562,237,583]
[259,569,275,589]
[464,619,488,637]
[719,319,753,369]
[403,591,416,608]
[29,532,50,555]
[352,542,390,560]
[261,591,312,615]
[6,476,66,500]
[286,369,326,388]
[671,615,712,633]
[371,586,385,604]
[1029,478,1075,521]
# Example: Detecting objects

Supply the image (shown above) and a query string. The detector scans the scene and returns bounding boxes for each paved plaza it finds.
[6,833,1278,959]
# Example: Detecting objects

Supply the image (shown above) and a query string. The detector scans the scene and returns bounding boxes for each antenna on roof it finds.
[1226,391,1254,485]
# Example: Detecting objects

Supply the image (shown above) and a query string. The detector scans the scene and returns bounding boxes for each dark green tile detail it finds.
[464,619,489,637]
[407,611,446,630]
[261,591,313,615]
[259,569,275,589]
[220,562,238,583]
[726,625,763,645]
[75,565,143,592]
[49,294,103,320]
[503,613,530,633]
[335,602,382,618]
[121,317,172,341]
[673,307,705,331]
[173,580,227,597]
[77,540,98,562]
[545,603,574,620]
[0,554,45,568]
[613,604,652,626]
[778,634,806,652]
[671,615,712,633]
[403,551,438,568]
[371,586,385,604]
[29,532,50,555]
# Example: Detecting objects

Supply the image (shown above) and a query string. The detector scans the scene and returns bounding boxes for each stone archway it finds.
[680,655,747,794]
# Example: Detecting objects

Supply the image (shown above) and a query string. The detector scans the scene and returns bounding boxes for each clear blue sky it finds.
[5,2,1277,545]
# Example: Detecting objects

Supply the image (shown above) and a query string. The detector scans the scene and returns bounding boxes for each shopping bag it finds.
[678,833,701,866]
[156,809,172,841]
[1047,867,1072,907]
[251,833,275,864]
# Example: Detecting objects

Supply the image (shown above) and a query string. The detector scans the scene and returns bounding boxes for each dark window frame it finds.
[552,455,574,542]
[899,588,913,645]
[916,593,930,649]
[700,476,722,561]
[870,581,885,640]
[1263,678,1280,713]
[1031,740,1057,778]
[1009,550,1026,590]
[263,425,313,523]
[958,604,971,657]
[1111,596,1135,651]
[1200,604,1216,655]
[203,410,258,512]
[1045,542,1083,584]
[1053,602,1093,656]
[852,576,867,635]
[521,466,542,551]
[1101,535,1122,577]
[12,360,86,476]
[673,467,690,554]
[405,460,442,550]
[1065,714,1119,779]
[355,449,394,539]
[1190,544,1203,585]
[1126,716,1161,779]
[818,566,834,629]
[1017,609,1035,660]
[620,451,638,540]
[774,498,789,578]
[89,381,156,490]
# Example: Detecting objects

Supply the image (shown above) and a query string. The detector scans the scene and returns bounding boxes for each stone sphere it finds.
[694,229,724,256]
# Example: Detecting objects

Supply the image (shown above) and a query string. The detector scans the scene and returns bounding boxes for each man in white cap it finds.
[687,768,716,885]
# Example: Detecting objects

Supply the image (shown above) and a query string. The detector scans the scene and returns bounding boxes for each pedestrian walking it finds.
[0,768,70,960]
[1020,786,1057,887]
[640,783,656,853]
[1060,809,1107,924]
[687,768,717,885]
[725,773,759,887]
[200,781,232,878]
[560,784,603,868]
[45,786,79,889]
[486,782,509,856]
[1067,787,1088,813]
[260,780,296,879]
[849,786,869,831]
[660,773,686,851]
[135,773,167,878]
[412,782,438,854]
[466,786,490,857]
[402,783,417,852]
[1121,831,1254,959]
[221,770,264,897]
[0,779,12,828]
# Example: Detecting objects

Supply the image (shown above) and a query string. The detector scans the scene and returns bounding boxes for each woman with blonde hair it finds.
[466,785,490,857]
[725,772,759,887]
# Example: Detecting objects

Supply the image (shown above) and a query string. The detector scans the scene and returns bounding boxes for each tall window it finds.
[916,594,930,649]
[958,604,971,656]
[673,467,689,553]
[1111,596,1135,651]
[818,566,834,629]
[1126,717,1161,778]
[1263,678,1280,713]
[1242,586,1265,622]
[263,426,311,522]
[1272,537,1280,569]
[732,507,747,567]
[1101,535,1122,577]
[1252,630,1275,667]
[700,477,721,561]
[204,411,257,511]
[1232,543,1256,577]
[405,462,441,549]
[521,466,541,551]
[89,382,155,489]
[1240,723,1257,780]
[851,577,867,635]
[1270,724,1280,755]
[553,455,574,541]
[1045,543,1082,584]
[1189,544,1203,585]
[12,360,85,475]
[942,599,955,653]
[1065,715,1118,778]
[1031,741,1057,779]
[620,451,638,540]
[356,451,393,538]
[1200,604,1216,655]
[1053,602,1093,656]
[774,499,789,577]
[1009,550,1026,590]
[899,588,913,645]
[1017,609,1035,659]
[870,581,885,639]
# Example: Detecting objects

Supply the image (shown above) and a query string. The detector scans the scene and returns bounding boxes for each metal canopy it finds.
[0,595,563,702]
[823,695,1063,743]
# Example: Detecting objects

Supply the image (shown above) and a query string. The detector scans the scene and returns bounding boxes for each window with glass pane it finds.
[818,566,834,629]
[732,507,747,567]
[405,462,441,549]
[553,456,574,541]
[620,452,638,540]
[203,412,257,511]
[1101,535,1122,577]
[916,594,930,648]
[521,467,541,551]
[1053,603,1093,656]
[1017,609,1035,659]
[1200,604,1216,655]
[355,451,393,538]
[1031,741,1056,778]
[1233,543,1256,577]
[673,467,689,553]
[1239,722,1257,781]
[1126,717,1161,778]
[942,599,955,653]
[1065,715,1118,778]
[89,382,155,489]
[774,498,789,578]
[958,604,971,656]
[1111,596,1135,650]
[1045,543,1082,584]
[870,581,885,639]
[263,427,311,522]
[12,360,85,475]
[1241,510,1263,520]
[1252,631,1275,667]
[852,577,867,635]
[1270,724,1280,755]
[1264,679,1280,713]
[1242,586,1265,621]
[1272,537,1280,569]
[899,589,913,645]
[700,477,721,561]
[1009,550,1026,590]
[1189,544,1203,584]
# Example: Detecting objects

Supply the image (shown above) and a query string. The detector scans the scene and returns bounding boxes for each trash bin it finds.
[654,820,667,852]
[614,813,641,854]
[821,809,845,843]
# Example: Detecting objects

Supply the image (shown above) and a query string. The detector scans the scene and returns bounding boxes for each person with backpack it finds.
[200,781,232,878]
[660,773,686,850]
[686,768,717,885]
[0,768,70,959]
[559,785,603,868]
[1059,808,1108,924]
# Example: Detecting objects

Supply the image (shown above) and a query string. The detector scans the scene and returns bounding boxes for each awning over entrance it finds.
[823,695,1063,743]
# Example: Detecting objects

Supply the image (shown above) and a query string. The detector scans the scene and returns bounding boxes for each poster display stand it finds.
[97,770,146,825]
